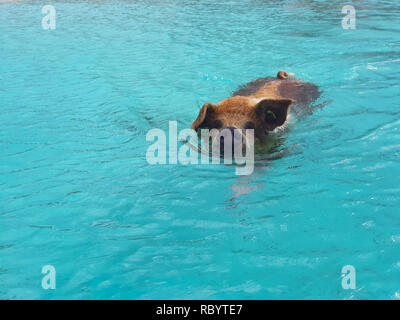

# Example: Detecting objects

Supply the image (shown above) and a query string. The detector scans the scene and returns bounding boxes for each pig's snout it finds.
[217,127,244,157]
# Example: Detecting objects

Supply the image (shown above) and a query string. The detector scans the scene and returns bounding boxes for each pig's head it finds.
[192,96,294,155]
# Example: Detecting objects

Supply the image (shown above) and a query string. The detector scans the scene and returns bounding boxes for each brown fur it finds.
[192,70,318,141]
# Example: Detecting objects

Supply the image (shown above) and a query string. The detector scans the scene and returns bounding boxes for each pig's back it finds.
[233,77,321,116]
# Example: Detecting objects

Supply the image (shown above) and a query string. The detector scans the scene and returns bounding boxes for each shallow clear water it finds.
[1,0,400,299]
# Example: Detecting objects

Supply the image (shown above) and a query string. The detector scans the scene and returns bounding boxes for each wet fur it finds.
[192,71,321,149]
[233,77,320,116]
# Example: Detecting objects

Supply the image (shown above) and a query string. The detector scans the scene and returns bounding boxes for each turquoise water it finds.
[1,0,400,299]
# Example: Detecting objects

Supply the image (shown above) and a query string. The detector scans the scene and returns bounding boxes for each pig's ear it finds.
[255,98,294,131]
[191,103,216,131]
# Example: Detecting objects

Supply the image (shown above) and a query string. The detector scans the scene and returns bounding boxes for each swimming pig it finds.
[192,71,320,154]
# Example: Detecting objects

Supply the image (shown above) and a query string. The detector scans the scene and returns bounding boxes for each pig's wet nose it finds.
[219,127,243,155]
[219,127,238,144]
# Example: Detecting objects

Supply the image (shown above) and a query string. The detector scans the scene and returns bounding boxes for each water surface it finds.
[1,0,400,299]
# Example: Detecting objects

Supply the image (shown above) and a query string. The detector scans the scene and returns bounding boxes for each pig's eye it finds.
[243,121,255,130]
[212,120,223,129]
